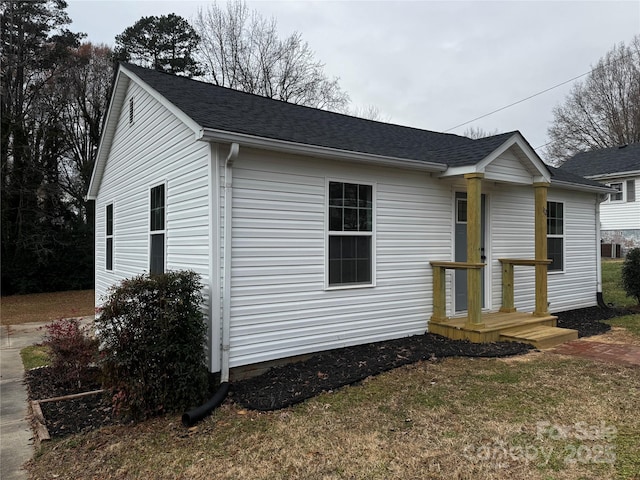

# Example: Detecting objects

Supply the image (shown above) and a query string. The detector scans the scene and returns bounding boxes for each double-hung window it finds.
[609,182,623,202]
[327,181,374,287]
[150,184,165,275]
[626,180,636,202]
[547,201,564,272]
[106,204,113,271]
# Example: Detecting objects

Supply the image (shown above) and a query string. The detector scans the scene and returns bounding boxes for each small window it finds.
[150,184,165,275]
[609,182,623,202]
[627,180,635,202]
[129,98,134,125]
[547,201,564,272]
[456,198,467,224]
[327,181,373,287]
[106,204,113,271]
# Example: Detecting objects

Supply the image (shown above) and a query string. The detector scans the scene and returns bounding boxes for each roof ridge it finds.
[121,62,469,140]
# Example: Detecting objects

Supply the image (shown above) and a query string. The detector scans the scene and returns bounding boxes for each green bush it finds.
[96,270,209,421]
[622,248,640,305]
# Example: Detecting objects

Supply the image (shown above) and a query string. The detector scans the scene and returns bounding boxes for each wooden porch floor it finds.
[429,311,578,348]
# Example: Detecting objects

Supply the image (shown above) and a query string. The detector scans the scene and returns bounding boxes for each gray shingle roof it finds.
[124,63,476,164]
[121,63,604,192]
[559,143,640,177]
[547,165,610,189]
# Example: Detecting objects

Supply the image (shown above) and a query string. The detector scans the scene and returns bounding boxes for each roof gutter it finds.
[199,128,448,173]
[584,169,640,180]
[551,179,614,194]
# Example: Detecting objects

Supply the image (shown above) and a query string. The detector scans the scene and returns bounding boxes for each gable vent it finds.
[129,98,134,125]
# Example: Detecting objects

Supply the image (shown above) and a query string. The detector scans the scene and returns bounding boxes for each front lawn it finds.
[1,290,95,325]
[26,354,640,480]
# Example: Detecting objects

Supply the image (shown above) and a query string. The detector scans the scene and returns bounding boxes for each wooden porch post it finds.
[534,182,550,316]
[464,173,484,327]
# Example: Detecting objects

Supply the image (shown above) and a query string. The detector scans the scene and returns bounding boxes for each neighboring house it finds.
[88,63,610,377]
[560,143,640,255]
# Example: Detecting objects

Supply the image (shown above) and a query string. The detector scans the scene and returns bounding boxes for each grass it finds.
[26,355,640,480]
[601,260,636,308]
[20,345,51,370]
[601,260,640,336]
[1,289,95,325]
[20,261,640,479]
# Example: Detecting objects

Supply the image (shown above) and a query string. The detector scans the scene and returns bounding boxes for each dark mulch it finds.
[555,306,630,337]
[25,367,117,437]
[25,306,625,436]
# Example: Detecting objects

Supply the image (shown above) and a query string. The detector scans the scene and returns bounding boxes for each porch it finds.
[427,173,578,349]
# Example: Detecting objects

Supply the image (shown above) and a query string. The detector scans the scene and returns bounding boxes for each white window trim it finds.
[607,182,624,203]
[324,178,376,290]
[106,202,114,272]
[149,182,167,274]
[547,200,565,274]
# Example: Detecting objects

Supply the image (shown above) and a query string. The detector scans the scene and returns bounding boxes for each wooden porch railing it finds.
[498,258,552,315]
[430,261,485,324]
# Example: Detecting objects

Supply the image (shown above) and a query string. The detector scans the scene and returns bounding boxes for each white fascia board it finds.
[438,165,480,177]
[87,70,130,200]
[86,65,205,200]
[585,170,640,180]
[477,133,551,183]
[551,180,614,194]
[200,128,448,172]
[121,65,202,137]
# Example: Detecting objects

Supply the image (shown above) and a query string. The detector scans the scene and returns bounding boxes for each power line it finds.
[444,49,639,134]
[444,71,590,133]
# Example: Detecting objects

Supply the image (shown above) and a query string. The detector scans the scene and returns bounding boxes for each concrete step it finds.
[499,325,578,349]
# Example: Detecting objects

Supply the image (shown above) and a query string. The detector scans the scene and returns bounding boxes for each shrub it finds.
[96,270,209,421]
[42,318,99,389]
[621,248,640,305]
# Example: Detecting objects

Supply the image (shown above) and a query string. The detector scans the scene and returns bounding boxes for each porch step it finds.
[499,325,578,349]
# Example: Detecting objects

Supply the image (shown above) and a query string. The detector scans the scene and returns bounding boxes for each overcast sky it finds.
[66,0,640,161]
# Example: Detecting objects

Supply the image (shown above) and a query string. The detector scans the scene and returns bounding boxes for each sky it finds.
[66,0,640,160]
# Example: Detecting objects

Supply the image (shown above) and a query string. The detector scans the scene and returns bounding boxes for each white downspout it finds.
[595,194,605,306]
[221,143,239,383]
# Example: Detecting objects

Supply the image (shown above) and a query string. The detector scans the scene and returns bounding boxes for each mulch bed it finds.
[24,306,628,436]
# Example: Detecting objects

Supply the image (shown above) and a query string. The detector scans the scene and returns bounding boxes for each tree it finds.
[546,35,640,165]
[463,126,501,139]
[114,14,201,77]
[1,1,109,294]
[1,0,85,294]
[194,0,349,111]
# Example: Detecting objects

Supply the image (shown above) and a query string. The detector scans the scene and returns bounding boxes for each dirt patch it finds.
[1,290,95,325]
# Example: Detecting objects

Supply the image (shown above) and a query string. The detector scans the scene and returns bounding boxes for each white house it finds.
[560,143,640,255]
[88,64,611,379]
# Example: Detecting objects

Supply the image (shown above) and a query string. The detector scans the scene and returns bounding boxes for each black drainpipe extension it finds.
[182,382,230,427]
[596,292,610,309]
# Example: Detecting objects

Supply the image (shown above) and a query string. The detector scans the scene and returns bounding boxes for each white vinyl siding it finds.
[488,185,597,313]
[484,151,534,184]
[94,81,211,309]
[599,176,640,231]
[226,149,450,368]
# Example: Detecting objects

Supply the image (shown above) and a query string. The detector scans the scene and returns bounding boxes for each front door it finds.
[454,192,486,312]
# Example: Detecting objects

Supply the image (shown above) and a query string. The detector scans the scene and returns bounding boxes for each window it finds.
[609,182,623,202]
[456,198,467,223]
[328,181,373,287]
[627,180,636,202]
[547,201,563,272]
[106,204,113,271]
[150,184,165,274]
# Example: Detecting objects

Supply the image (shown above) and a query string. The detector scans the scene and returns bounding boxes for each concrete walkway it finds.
[1,322,47,480]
